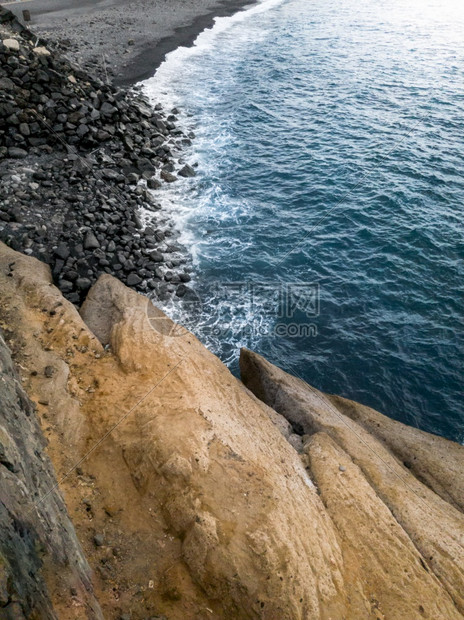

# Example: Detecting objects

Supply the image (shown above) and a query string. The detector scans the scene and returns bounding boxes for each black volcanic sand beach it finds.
[5,0,255,85]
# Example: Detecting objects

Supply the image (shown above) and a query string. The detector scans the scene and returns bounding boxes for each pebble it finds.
[93,534,104,547]
[32,46,50,56]
[76,277,92,290]
[176,284,187,298]
[59,280,74,293]
[178,164,196,178]
[84,232,99,250]
[0,20,194,307]
[44,366,55,378]
[55,242,70,260]
[7,147,27,159]
[126,273,142,286]
[3,38,19,52]
[149,251,163,262]
[160,170,177,183]
[147,177,161,190]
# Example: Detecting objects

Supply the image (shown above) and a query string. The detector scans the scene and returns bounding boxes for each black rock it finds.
[66,270,78,281]
[0,25,195,309]
[176,284,187,298]
[55,242,70,260]
[99,102,117,116]
[126,273,142,286]
[160,170,177,183]
[123,135,134,150]
[36,69,50,83]
[83,231,99,250]
[135,157,156,173]
[76,277,92,290]
[52,258,64,277]
[67,292,81,304]
[149,250,163,262]
[76,124,89,137]
[178,164,196,178]
[8,147,27,159]
[0,77,15,90]
[126,172,139,185]
[59,279,73,293]
[44,365,55,378]
[147,177,161,190]
[96,130,111,141]
[102,168,120,181]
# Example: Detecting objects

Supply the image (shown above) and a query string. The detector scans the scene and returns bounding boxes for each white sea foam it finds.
[142,0,287,107]
[138,0,289,357]
[139,0,287,264]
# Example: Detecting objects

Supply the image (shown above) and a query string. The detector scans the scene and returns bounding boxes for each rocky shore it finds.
[1,3,464,619]
[0,241,463,619]
[0,6,195,306]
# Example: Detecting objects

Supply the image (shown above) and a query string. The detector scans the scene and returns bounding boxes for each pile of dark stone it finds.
[0,7,196,306]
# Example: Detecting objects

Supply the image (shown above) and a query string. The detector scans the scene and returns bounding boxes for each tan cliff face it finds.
[240,348,464,618]
[0,240,463,619]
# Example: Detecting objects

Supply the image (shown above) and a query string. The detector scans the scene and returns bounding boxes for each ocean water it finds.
[143,0,464,443]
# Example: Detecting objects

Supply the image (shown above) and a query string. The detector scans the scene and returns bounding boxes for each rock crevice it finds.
[240,348,464,618]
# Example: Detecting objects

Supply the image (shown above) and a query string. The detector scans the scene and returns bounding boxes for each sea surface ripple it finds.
[143,0,464,442]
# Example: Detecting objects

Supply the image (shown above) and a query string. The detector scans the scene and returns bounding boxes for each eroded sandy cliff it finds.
[0,241,463,619]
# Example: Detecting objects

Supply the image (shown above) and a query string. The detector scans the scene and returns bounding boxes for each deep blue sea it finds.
[144,0,464,443]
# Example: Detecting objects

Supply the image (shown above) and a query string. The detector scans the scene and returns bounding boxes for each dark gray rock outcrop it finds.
[0,332,102,619]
